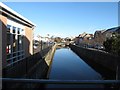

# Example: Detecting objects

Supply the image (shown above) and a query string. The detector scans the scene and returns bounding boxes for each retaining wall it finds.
[69,44,120,80]
[2,45,56,89]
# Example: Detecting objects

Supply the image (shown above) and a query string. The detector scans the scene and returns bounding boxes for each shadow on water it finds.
[70,48,116,80]
[43,47,105,89]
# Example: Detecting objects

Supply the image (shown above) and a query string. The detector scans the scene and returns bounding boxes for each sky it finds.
[3,2,118,38]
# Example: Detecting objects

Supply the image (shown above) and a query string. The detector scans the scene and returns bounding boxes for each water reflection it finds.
[46,48,103,88]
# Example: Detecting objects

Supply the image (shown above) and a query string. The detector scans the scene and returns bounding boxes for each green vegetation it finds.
[103,33,120,56]
[54,37,62,43]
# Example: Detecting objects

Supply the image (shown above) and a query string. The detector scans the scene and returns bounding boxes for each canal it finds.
[46,47,103,88]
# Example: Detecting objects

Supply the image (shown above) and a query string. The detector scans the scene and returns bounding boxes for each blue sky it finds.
[3,2,118,38]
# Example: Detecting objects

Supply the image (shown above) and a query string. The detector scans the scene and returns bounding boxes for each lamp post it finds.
[47,34,50,47]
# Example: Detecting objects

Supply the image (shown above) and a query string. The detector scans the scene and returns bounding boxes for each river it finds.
[46,47,103,88]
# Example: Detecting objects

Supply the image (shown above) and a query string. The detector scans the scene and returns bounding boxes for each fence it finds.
[1,78,120,89]
[33,40,54,54]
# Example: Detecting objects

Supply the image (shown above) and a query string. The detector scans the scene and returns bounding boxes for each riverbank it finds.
[69,44,120,80]
[46,47,103,88]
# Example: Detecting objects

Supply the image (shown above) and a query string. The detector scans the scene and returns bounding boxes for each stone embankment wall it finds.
[69,44,120,80]
[45,44,57,66]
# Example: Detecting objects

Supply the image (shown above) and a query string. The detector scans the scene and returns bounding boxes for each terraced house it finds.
[0,2,36,68]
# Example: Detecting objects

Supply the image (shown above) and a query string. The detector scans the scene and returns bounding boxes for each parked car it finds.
[33,43,38,49]
[95,45,104,50]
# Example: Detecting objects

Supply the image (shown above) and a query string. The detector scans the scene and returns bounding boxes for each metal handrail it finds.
[1,78,120,84]
[6,57,25,67]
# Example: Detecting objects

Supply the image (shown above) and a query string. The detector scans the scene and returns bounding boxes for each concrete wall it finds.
[24,26,34,57]
[0,15,7,68]
[2,45,56,88]
[45,44,57,66]
[69,44,120,79]
[0,15,7,89]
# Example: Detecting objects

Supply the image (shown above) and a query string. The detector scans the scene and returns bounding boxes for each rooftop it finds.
[0,2,36,27]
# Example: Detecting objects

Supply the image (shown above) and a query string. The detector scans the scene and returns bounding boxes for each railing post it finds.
[115,56,120,89]
[41,40,42,51]
[116,57,120,80]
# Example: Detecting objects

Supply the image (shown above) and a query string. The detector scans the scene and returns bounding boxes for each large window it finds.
[6,24,25,65]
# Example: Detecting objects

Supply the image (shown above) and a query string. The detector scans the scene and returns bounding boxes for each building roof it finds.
[79,32,93,38]
[106,26,119,32]
[0,2,36,27]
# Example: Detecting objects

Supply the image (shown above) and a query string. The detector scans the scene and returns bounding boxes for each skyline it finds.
[3,2,118,38]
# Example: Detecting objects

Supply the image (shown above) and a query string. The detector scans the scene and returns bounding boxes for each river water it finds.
[46,47,103,88]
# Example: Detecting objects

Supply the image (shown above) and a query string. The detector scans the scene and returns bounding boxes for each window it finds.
[7,25,11,33]
[6,24,25,65]
[13,34,16,52]
[21,29,24,35]
[18,28,20,34]
[13,27,16,33]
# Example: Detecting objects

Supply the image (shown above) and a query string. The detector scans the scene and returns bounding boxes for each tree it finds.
[103,34,120,56]
[54,37,62,43]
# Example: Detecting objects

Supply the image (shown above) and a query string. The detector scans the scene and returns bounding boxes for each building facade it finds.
[74,32,94,47]
[0,2,35,68]
[94,26,120,46]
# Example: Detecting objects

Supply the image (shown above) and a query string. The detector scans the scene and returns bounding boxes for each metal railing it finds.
[1,78,120,84]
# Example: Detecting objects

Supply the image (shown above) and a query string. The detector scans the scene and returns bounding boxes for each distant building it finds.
[75,32,94,46]
[35,35,52,43]
[74,37,80,45]
[74,26,120,48]
[0,2,35,67]
[94,26,120,46]
[94,30,106,45]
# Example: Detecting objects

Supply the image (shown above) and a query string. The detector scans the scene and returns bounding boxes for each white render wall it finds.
[7,18,24,29]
